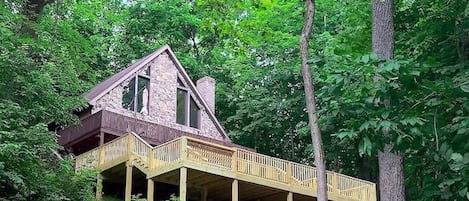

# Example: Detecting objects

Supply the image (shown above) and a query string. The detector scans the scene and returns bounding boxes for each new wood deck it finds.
[76,133,376,201]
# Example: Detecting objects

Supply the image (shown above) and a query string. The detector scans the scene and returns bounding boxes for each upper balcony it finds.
[58,109,242,155]
[76,133,376,201]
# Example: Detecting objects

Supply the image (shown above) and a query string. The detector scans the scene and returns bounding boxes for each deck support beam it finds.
[232,179,238,201]
[180,167,187,201]
[99,131,105,145]
[201,187,208,201]
[147,178,154,201]
[96,174,103,200]
[125,163,133,201]
[287,192,293,201]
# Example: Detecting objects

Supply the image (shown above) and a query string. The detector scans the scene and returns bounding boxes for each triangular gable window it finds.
[176,77,200,128]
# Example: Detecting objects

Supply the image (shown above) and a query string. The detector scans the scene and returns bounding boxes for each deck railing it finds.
[152,138,181,168]
[75,133,376,201]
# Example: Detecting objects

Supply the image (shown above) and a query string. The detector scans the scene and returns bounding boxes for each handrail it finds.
[185,136,236,152]
[132,132,153,147]
[187,138,233,169]
[75,133,376,201]
[77,134,129,156]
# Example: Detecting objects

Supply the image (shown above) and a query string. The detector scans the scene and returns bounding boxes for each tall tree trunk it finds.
[372,0,394,60]
[22,0,51,38]
[372,0,406,200]
[378,145,405,201]
[300,1,328,201]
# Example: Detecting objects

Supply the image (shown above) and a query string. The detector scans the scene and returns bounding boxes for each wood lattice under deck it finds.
[76,133,376,201]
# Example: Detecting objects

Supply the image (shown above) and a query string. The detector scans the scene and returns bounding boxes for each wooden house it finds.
[58,45,376,201]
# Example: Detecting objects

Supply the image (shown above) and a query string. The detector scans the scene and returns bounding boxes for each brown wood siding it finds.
[58,109,252,151]
[58,111,102,146]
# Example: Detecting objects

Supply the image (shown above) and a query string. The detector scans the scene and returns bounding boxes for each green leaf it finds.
[396,135,403,145]
[333,131,357,139]
[384,61,400,71]
[450,153,463,162]
[438,178,461,188]
[426,98,442,106]
[379,120,392,129]
[308,57,321,64]
[361,55,370,64]
[445,149,454,161]
[400,117,425,126]
[409,70,420,76]
[370,53,378,61]
[358,136,372,156]
[461,84,469,93]
[381,111,390,119]
[359,121,371,131]
[458,187,467,197]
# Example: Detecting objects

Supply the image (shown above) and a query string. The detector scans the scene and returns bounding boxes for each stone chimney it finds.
[196,76,216,114]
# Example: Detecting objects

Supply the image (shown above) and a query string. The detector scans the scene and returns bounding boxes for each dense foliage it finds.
[0,0,467,200]
[0,0,108,200]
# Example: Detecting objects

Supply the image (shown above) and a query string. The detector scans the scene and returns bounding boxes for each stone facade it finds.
[196,76,216,114]
[91,52,225,141]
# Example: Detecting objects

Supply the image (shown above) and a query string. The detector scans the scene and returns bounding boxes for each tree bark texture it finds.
[378,146,405,201]
[372,0,394,60]
[372,0,406,201]
[300,1,328,201]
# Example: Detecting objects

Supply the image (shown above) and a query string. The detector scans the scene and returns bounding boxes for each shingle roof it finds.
[85,46,167,103]
[84,45,230,141]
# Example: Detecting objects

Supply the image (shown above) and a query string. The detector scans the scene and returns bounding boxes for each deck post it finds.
[96,173,103,200]
[232,179,238,201]
[286,162,292,184]
[181,137,188,161]
[128,135,135,155]
[231,148,238,172]
[99,131,105,145]
[180,167,187,201]
[98,132,105,166]
[125,162,133,201]
[99,146,105,165]
[148,148,154,170]
[287,192,293,201]
[147,178,154,201]
[201,187,208,201]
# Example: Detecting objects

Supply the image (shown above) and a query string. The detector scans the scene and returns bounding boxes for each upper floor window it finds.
[176,77,200,128]
[122,67,150,113]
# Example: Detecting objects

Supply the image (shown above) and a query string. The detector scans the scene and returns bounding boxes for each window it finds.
[189,97,200,128]
[176,89,187,124]
[122,67,150,113]
[176,78,200,128]
[122,78,136,110]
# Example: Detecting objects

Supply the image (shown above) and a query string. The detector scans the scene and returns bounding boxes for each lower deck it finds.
[76,133,376,201]
[101,164,320,201]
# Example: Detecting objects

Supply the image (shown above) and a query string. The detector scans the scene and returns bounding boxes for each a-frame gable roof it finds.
[85,45,229,141]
